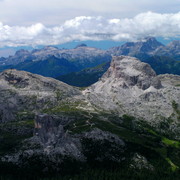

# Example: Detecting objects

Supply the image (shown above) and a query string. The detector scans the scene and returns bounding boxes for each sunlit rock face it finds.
[84,56,180,124]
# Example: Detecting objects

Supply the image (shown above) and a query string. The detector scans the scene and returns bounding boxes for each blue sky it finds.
[0,0,179,50]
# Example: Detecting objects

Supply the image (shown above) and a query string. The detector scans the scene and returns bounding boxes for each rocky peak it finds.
[84,56,179,122]
[136,37,164,52]
[142,37,162,44]
[167,40,180,48]
[154,40,180,59]
[101,56,162,90]
[15,49,30,56]
[109,37,164,56]
[166,40,180,53]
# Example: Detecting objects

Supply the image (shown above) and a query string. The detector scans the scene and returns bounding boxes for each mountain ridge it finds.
[0,37,179,82]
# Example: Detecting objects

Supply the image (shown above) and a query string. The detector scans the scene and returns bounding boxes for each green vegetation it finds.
[172,100,178,110]
[171,100,180,120]
[144,56,180,75]
[56,61,110,87]
[0,105,180,179]
[165,158,179,171]
[63,110,180,175]
[162,137,180,148]
[0,111,34,156]
[42,101,85,115]
[0,164,179,180]
[0,56,78,78]
[16,110,35,121]
[55,90,63,101]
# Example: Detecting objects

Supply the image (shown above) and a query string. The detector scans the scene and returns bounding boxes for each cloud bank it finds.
[0,12,179,47]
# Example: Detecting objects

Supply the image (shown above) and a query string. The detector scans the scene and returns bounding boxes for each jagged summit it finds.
[154,40,180,60]
[15,49,30,56]
[84,56,179,122]
[166,40,180,54]
[99,56,162,90]
[142,37,162,44]
[109,37,164,56]
[167,40,180,47]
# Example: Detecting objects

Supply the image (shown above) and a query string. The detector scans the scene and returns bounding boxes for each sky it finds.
[0,0,179,50]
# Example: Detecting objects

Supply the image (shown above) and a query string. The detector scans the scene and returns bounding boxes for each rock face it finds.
[108,37,164,58]
[33,114,84,159]
[102,56,162,90]
[1,114,126,171]
[154,40,180,60]
[0,69,81,122]
[130,153,154,171]
[84,56,180,123]
[108,37,180,61]
[158,74,180,87]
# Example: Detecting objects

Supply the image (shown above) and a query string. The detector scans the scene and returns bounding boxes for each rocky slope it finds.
[0,57,180,178]
[84,56,180,131]
[0,69,82,122]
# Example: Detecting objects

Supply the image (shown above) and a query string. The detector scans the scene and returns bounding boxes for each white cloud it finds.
[0,12,179,47]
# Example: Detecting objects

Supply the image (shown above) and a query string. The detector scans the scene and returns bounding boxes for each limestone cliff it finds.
[84,56,180,125]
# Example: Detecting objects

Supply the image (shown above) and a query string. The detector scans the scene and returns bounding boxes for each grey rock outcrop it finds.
[1,115,126,169]
[154,40,180,60]
[84,56,180,125]
[108,37,164,57]
[0,69,82,122]
[130,153,154,171]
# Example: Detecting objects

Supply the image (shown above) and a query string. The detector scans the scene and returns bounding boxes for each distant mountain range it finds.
[57,61,110,87]
[108,37,164,58]
[0,37,179,85]
[0,44,111,78]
